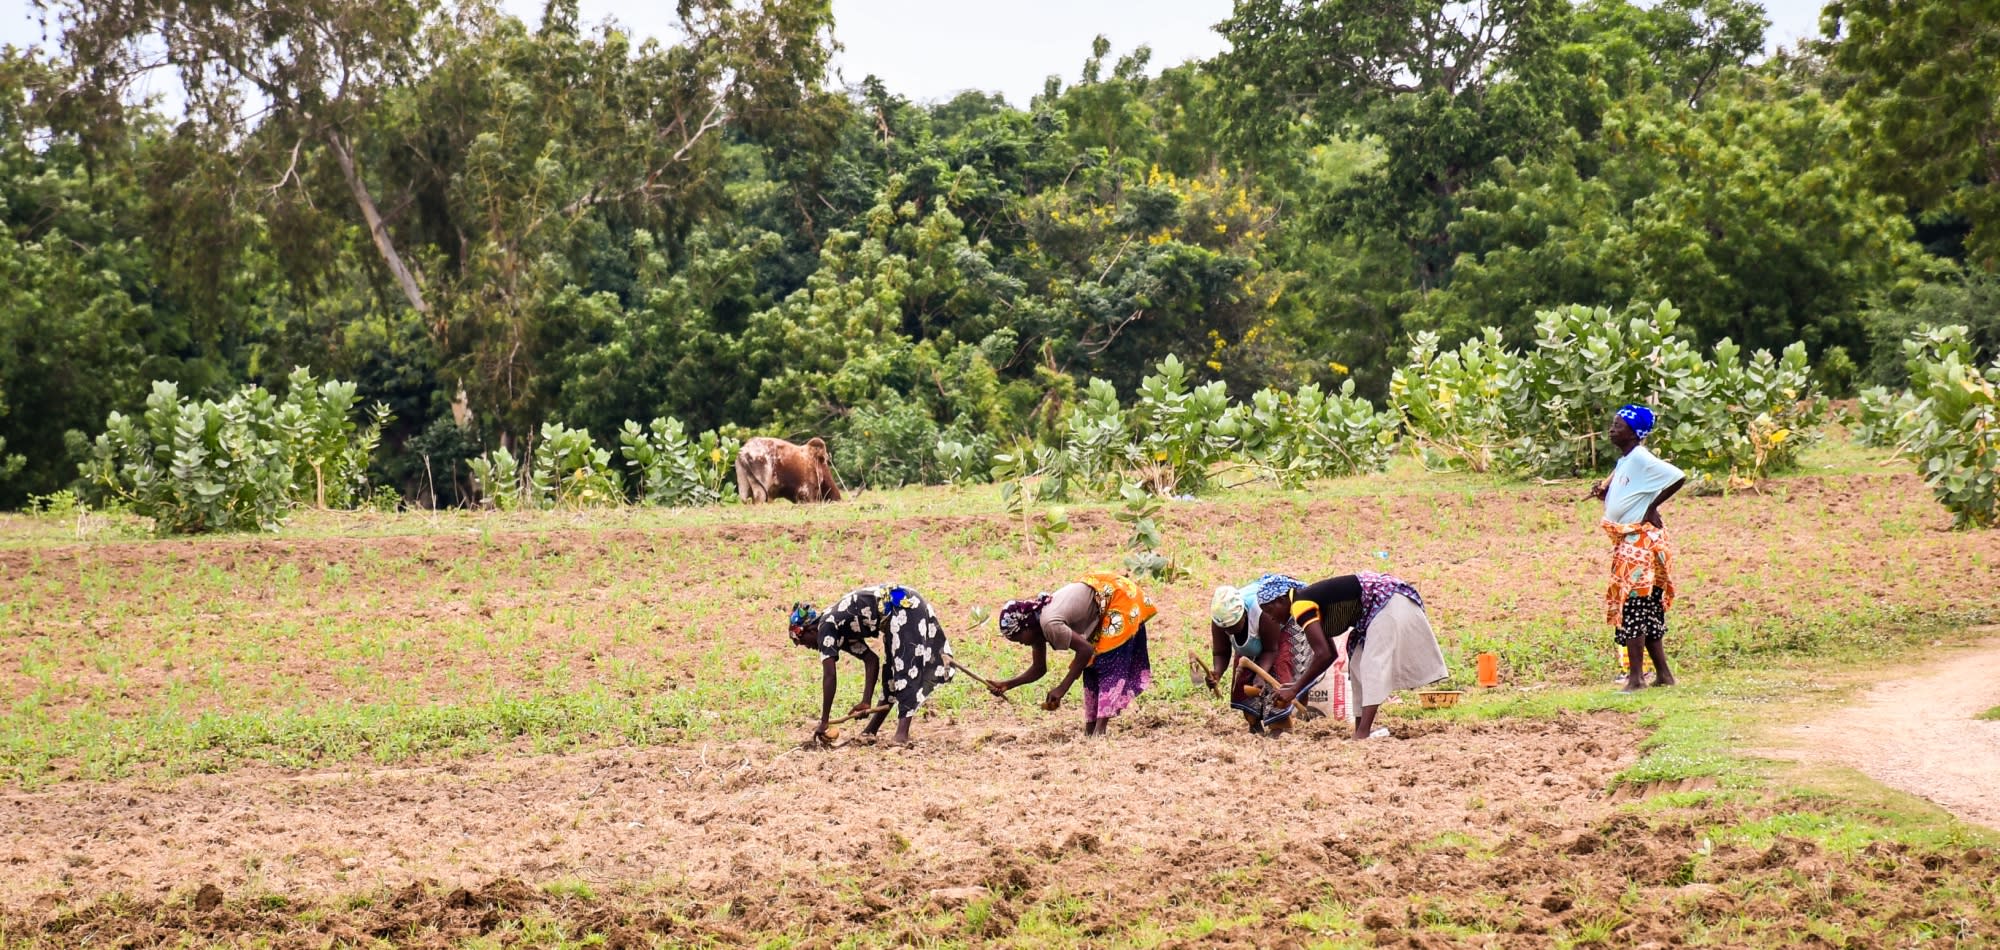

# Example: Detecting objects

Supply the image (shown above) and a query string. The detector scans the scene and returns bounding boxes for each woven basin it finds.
[1418,690,1464,709]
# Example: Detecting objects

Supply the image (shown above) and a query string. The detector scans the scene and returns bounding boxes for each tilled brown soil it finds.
[6,710,1997,946]
[3,711,1628,907]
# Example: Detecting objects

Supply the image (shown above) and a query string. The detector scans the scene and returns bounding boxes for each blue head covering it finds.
[1228,574,1303,658]
[787,602,821,647]
[1247,574,1304,612]
[1616,404,1656,441]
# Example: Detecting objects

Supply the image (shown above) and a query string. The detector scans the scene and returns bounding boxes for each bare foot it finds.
[1619,677,1647,693]
[1650,674,1677,687]
[883,736,913,748]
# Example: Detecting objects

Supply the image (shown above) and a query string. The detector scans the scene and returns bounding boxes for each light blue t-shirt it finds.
[1603,445,1685,526]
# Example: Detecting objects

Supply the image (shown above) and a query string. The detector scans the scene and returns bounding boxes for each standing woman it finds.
[787,584,955,746]
[991,573,1158,736]
[1586,404,1686,693]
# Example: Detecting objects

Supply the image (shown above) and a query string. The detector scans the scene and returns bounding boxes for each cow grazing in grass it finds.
[735,437,842,503]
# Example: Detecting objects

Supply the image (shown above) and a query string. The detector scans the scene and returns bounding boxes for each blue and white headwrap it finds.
[1616,404,1656,441]
[1245,574,1305,619]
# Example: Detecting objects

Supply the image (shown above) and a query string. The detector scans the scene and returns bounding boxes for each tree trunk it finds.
[325,128,430,315]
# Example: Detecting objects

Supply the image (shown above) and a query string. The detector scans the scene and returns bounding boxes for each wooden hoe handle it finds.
[829,704,892,726]
[1235,655,1292,710]
[1187,651,1219,696]
[950,660,1012,701]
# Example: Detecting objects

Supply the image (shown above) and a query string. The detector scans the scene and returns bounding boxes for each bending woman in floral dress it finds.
[788,584,955,746]
[990,573,1157,736]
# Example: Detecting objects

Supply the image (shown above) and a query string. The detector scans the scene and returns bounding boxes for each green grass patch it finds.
[1413,607,1992,793]
[1980,705,2000,721]
[537,879,597,901]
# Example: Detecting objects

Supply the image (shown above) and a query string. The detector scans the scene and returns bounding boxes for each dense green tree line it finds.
[1,0,1992,506]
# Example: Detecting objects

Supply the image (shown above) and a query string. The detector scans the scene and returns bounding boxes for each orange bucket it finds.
[1476,652,1500,688]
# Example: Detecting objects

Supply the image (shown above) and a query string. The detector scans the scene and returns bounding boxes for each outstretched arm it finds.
[998,642,1049,691]
[1251,608,1284,682]
[815,655,839,739]
[1209,624,1231,692]
[1046,638,1096,708]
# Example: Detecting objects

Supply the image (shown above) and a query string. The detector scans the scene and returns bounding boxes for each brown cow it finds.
[735,436,842,503]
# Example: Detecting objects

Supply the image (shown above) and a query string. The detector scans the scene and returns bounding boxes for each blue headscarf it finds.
[1616,404,1656,441]
[787,602,821,647]
[1245,574,1304,619]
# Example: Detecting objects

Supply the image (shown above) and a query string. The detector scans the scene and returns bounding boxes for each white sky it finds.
[0,0,1832,110]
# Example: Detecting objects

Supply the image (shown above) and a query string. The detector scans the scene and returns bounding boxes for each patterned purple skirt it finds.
[1082,622,1152,720]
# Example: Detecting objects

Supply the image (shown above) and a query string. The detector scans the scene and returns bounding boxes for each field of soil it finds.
[4,458,2000,945]
[8,707,1997,948]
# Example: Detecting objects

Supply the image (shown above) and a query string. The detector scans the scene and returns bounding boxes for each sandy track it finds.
[0,710,1636,909]
[1778,637,2000,830]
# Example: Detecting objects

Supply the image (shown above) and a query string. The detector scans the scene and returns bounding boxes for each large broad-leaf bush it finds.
[81,369,389,534]
[1233,380,1397,486]
[835,391,939,489]
[273,367,390,508]
[476,418,740,510]
[530,422,623,509]
[1392,301,1824,482]
[934,432,990,486]
[1854,385,1918,448]
[1388,329,1520,473]
[1130,355,1237,495]
[1863,326,2000,528]
[1007,378,1129,503]
[1005,355,1396,499]
[468,445,524,511]
[620,417,717,507]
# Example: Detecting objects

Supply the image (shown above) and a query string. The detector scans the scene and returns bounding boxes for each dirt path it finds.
[1778,637,2000,830]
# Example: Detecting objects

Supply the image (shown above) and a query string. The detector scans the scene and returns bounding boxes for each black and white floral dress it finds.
[817,585,956,716]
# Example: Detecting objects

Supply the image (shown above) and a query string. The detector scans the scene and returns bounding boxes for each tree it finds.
[1419,79,1926,357]
[1823,0,2000,270]
[35,0,450,315]
[33,0,841,444]
[1,53,223,506]
[1218,0,1574,306]
[1567,0,1767,108]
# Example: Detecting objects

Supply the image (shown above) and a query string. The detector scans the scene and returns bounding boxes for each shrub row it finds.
[1858,326,2000,528]
[466,420,740,512]
[68,300,1850,533]
[1392,301,1822,484]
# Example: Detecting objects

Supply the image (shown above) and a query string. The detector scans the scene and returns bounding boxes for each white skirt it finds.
[1348,594,1448,707]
